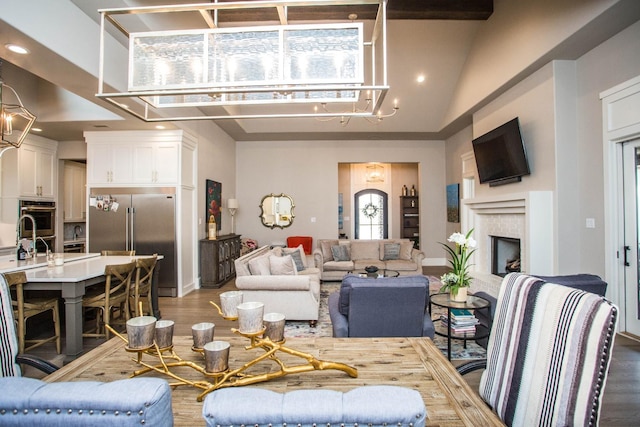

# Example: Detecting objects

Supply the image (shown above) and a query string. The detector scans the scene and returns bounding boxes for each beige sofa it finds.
[313,239,425,282]
[234,245,321,325]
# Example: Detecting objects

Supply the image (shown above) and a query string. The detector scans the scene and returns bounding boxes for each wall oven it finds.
[19,200,56,238]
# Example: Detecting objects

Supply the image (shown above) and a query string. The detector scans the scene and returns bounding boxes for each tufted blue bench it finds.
[0,377,173,426]
[202,385,426,427]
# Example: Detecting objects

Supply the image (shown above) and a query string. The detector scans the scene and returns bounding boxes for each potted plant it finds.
[439,229,476,302]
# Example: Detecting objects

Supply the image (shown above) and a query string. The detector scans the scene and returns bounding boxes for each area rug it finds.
[283,278,487,360]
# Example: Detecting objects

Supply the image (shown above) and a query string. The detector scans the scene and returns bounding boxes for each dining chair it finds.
[130,254,158,317]
[457,273,618,427]
[2,271,61,355]
[101,250,136,256]
[83,261,136,340]
[0,274,58,377]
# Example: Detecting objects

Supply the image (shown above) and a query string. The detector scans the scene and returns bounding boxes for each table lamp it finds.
[228,199,238,234]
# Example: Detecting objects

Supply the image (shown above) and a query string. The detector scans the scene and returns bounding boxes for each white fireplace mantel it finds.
[461,191,554,296]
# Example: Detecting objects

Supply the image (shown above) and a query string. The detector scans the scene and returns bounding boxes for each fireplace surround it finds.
[461,191,553,296]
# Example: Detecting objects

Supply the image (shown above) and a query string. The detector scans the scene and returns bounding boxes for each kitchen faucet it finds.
[16,213,37,257]
[36,236,50,256]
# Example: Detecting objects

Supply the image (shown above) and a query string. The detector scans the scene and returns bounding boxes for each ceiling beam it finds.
[212,0,493,22]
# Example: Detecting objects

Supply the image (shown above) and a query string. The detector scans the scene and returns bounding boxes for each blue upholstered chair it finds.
[328,275,434,338]
[0,273,174,426]
[202,386,426,427]
[458,273,618,426]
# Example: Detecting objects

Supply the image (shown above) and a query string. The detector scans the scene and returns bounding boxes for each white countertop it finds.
[19,254,163,283]
[24,255,141,282]
[0,252,101,274]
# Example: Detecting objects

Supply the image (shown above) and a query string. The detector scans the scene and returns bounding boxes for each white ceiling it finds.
[0,0,484,142]
[0,1,637,142]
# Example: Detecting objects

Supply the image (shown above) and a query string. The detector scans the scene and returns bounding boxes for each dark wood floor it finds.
[26,272,640,426]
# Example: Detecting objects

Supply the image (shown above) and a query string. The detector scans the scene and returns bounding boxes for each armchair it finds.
[0,273,174,427]
[328,275,434,338]
[458,273,618,426]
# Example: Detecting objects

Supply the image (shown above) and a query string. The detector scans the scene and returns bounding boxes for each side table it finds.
[430,293,491,361]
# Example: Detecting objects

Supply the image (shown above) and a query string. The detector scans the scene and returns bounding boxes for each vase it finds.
[450,287,468,302]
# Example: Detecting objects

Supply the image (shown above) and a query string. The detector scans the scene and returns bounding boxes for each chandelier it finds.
[0,80,36,155]
[96,0,397,123]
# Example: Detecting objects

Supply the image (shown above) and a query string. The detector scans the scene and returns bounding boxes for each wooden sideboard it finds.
[199,235,241,288]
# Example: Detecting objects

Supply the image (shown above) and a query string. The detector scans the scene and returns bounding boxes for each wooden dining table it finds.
[44,335,504,426]
[19,254,159,359]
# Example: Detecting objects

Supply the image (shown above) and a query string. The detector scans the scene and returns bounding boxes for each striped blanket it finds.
[479,273,618,426]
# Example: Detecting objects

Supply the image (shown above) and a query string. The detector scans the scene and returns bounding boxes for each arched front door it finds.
[354,189,388,239]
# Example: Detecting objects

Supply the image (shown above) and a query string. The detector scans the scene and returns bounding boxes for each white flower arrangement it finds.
[439,229,476,296]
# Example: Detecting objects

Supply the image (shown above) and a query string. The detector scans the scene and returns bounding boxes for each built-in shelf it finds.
[400,196,419,249]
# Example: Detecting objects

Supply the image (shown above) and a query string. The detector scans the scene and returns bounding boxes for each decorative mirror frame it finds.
[259,193,295,229]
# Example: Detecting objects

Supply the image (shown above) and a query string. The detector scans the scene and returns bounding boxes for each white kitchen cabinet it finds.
[87,136,178,186]
[86,143,133,184]
[132,143,178,184]
[63,161,87,222]
[84,129,197,298]
[19,142,56,199]
[0,136,58,200]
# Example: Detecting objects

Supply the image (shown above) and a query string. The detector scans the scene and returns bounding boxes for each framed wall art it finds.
[446,183,460,223]
[206,179,222,232]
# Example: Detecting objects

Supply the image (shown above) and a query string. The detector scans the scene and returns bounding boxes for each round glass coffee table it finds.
[352,269,400,278]
[430,293,491,361]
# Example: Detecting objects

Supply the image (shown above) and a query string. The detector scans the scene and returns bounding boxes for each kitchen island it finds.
[1,253,157,360]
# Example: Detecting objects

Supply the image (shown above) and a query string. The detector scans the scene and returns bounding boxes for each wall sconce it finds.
[0,81,37,157]
[228,199,238,234]
[366,163,384,183]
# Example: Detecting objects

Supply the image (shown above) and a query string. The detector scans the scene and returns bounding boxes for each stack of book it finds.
[440,308,479,333]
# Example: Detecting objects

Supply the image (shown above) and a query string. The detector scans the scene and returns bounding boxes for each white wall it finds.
[575,19,640,275]
[235,140,446,262]
[445,18,640,278]
[444,0,625,127]
[176,120,237,240]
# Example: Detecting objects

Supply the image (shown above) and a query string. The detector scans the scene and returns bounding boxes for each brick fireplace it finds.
[461,191,554,296]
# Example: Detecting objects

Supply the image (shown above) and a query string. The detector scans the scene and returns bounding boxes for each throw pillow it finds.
[287,250,306,271]
[248,254,271,275]
[320,240,339,262]
[382,243,401,260]
[331,245,351,261]
[283,245,307,270]
[269,255,297,275]
[399,241,414,260]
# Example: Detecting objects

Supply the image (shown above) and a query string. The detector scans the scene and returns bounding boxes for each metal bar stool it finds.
[3,271,61,354]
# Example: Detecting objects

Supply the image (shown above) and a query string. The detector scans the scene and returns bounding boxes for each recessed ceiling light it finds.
[416,74,426,83]
[31,127,42,132]
[5,44,29,55]
[155,125,165,129]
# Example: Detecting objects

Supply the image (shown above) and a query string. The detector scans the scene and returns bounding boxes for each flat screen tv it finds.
[472,117,530,186]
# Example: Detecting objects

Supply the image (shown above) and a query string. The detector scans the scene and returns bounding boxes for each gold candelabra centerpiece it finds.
[107,298,358,402]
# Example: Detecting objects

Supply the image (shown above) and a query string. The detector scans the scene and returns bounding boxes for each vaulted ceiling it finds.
[0,1,637,142]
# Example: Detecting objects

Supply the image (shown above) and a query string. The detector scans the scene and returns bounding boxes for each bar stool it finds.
[83,261,136,340]
[130,255,158,318]
[101,250,136,256]
[3,271,61,354]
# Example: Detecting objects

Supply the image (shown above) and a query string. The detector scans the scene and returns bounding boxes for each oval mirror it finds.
[260,193,295,229]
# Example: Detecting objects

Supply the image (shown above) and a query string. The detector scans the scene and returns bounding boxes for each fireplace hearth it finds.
[491,236,521,277]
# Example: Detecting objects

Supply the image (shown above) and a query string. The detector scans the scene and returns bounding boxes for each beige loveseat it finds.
[234,245,321,325]
[314,239,425,282]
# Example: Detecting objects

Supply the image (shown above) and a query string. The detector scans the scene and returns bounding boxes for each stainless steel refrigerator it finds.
[88,187,177,297]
